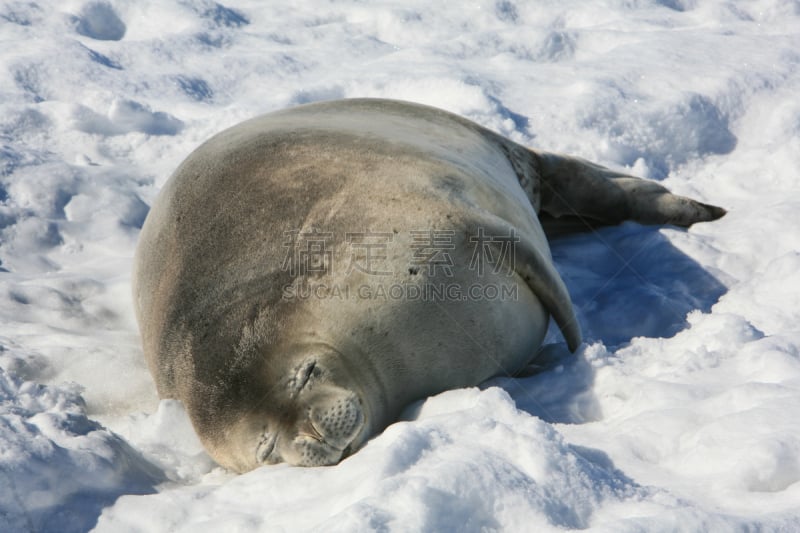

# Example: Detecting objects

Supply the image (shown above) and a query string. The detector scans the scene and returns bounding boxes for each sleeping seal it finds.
[133,98,725,472]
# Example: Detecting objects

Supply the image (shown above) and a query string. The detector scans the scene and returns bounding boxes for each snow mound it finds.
[0,368,161,533]
[93,388,664,531]
[73,98,184,136]
[71,2,126,41]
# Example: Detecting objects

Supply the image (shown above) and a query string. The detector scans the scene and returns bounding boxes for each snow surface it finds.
[1,0,800,531]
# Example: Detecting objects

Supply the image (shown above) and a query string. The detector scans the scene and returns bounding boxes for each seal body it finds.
[133,98,724,472]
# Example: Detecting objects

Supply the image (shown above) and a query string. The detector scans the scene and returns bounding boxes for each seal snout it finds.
[310,394,364,451]
[292,392,365,466]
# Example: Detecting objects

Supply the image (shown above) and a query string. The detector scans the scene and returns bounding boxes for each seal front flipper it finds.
[466,216,582,353]
[533,151,726,237]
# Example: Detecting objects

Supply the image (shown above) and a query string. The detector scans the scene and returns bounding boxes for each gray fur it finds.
[133,98,725,472]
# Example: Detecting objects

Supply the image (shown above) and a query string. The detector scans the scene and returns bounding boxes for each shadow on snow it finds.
[491,221,727,425]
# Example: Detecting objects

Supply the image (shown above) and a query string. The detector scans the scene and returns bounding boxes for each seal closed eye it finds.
[133,98,725,472]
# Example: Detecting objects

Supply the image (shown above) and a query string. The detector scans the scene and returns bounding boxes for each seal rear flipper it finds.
[533,151,726,236]
[466,216,582,353]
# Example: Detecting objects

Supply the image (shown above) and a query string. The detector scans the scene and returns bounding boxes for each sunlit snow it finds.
[1,0,799,531]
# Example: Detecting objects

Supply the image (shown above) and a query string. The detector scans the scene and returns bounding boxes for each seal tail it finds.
[532,151,726,238]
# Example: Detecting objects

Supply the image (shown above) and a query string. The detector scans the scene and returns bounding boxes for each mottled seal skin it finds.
[133,98,725,472]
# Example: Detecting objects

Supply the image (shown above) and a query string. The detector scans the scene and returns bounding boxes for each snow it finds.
[1,0,799,530]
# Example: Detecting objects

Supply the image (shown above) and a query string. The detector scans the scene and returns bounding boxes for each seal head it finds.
[255,347,367,466]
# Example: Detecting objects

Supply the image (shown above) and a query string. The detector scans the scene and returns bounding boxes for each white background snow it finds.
[1,0,799,531]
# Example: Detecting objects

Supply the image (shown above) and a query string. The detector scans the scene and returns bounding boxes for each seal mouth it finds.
[293,395,367,466]
[298,420,325,445]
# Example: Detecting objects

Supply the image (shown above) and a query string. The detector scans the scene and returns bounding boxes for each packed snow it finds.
[1,0,799,531]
